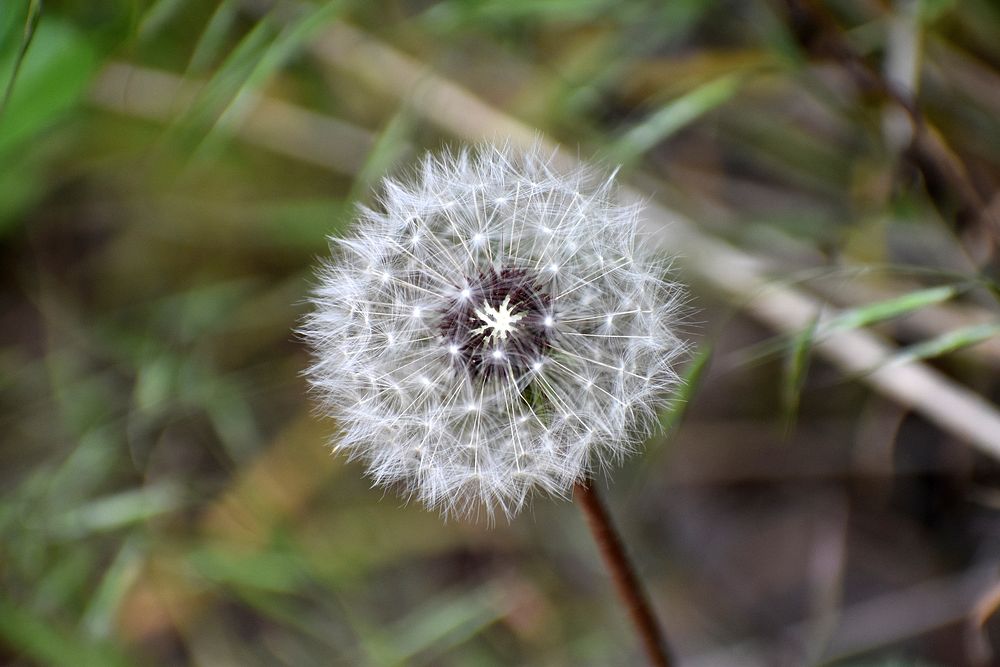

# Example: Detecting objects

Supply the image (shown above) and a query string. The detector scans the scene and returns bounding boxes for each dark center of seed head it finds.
[438,267,552,378]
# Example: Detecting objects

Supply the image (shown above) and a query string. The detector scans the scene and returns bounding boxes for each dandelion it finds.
[302,144,685,519]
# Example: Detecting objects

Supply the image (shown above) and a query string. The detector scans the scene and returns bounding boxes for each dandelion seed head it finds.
[302,143,686,519]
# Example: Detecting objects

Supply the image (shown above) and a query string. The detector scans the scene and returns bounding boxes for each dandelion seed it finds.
[302,143,686,519]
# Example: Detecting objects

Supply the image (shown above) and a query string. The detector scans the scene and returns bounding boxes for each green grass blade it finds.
[384,586,508,665]
[350,110,415,201]
[782,314,819,433]
[605,73,744,166]
[193,1,348,161]
[824,284,963,333]
[187,544,308,593]
[168,14,278,148]
[0,597,132,667]
[0,16,97,154]
[658,343,712,435]
[81,537,144,639]
[0,0,42,120]
[886,322,1000,367]
[627,343,713,491]
[186,0,241,74]
[137,0,190,41]
[734,284,968,372]
[49,483,184,539]
[255,197,348,249]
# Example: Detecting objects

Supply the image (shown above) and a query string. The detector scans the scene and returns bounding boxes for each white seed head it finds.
[302,143,686,520]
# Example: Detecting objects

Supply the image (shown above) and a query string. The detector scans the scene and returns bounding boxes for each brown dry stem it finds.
[575,481,672,667]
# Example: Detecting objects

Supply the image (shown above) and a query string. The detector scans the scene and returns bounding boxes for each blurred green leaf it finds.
[188,545,309,593]
[423,0,618,28]
[782,314,818,432]
[628,343,712,490]
[134,356,175,415]
[722,108,855,192]
[81,537,144,639]
[0,16,96,154]
[48,483,184,539]
[824,285,963,333]
[31,546,96,616]
[371,585,508,666]
[918,0,957,23]
[735,285,970,376]
[186,0,240,74]
[0,597,132,667]
[350,110,415,201]
[137,0,190,41]
[658,343,712,435]
[0,153,45,232]
[165,278,259,342]
[169,14,277,147]
[36,426,121,509]
[605,73,745,166]
[0,13,96,232]
[886,322,1000,367]
[191,1,348,161]
[0,0,42,120]
[256,197,348,249]
[202,377,261,461]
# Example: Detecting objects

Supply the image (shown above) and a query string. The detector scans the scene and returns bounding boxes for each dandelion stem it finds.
[574,480,673,667]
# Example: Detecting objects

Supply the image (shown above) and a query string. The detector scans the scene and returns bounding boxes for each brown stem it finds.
[574,480,673,667]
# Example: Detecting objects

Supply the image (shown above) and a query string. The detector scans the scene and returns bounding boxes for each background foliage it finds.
[3,0,1000,665]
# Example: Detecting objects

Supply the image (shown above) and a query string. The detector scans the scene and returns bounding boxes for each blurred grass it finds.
[603,72,748,168]
[0,0,43,118]
[2,0,1000,665]
[0,5,96,233]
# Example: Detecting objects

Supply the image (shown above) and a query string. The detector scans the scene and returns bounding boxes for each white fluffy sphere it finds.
[303,144,686,518]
